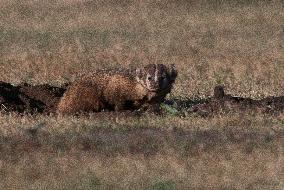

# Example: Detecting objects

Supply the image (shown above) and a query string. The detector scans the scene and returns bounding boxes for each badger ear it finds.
[168,64,178,82]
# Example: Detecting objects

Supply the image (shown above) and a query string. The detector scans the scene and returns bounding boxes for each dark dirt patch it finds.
[18,83,67,113]
[0,82,283,115]
[0,81,26,112]
[0,81,67,114]
[186,86,284,116]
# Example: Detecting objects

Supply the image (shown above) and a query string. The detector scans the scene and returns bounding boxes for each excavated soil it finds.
[0,81,67,114]
[189,86,284,116]
[0,81,283,115]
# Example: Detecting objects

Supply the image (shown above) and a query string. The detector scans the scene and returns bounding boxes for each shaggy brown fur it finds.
[57,64,177,114]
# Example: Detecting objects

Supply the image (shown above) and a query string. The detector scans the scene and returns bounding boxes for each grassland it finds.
[0,0,283,189]
[0,112,283,189]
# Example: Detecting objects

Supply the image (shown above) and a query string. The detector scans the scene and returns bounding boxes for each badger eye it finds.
[147,76,152,80]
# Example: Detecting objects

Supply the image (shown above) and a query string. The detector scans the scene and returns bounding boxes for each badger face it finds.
[136,64,177,92]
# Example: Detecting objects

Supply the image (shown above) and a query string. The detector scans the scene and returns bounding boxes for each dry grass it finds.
[0,112,283,189]
[0,0,283,98]
[0,0,284,189]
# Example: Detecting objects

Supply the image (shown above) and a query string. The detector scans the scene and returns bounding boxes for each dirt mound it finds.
[0,81,27,112]
[190,86,284,116]
[18,83,67,113]
[0,82,283,115]
[0,81,67,114]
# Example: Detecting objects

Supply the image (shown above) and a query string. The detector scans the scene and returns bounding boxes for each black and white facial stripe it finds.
[136,64,177,92]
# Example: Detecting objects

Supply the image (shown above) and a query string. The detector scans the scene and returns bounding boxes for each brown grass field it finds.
[0,0,283,189]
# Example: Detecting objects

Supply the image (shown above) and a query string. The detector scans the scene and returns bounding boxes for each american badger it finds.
[57,64,177,114]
